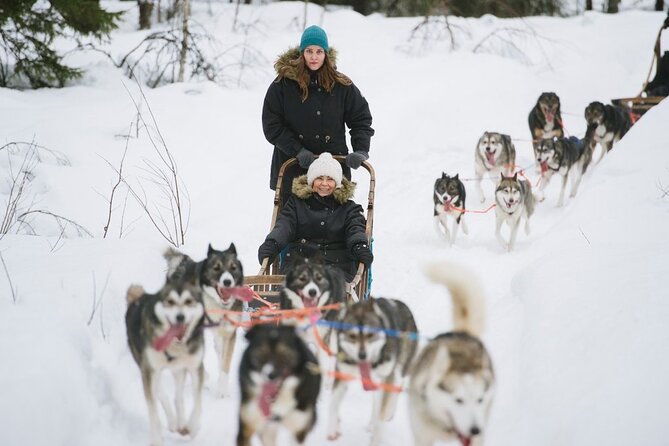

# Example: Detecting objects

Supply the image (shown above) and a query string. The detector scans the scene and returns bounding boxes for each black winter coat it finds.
[262,175,368,280]
[262,48,374,190]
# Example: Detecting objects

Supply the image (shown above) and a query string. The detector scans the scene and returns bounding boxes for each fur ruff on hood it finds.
[292,174,355,204]
[273,47,338,80]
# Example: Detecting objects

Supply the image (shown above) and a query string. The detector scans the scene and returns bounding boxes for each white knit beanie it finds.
[307,153,343,187]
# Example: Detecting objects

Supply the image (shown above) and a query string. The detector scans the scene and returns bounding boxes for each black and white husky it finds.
[327,297,418,445]
[528,92,564,141]
[409,263,495,446]
[237,324,321,446]
[280,256,347,388]
[164,243,245,398]
[584,101,632,163]
[533,136,587,206]
[494,173,535,251]
[474,132,517,203]
[434,173,469,246]
[125,279,206,446]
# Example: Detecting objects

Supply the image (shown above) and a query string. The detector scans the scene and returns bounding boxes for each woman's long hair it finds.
[279,52,352,102]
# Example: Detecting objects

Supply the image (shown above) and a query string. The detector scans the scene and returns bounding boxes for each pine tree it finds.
[0,0,121,88]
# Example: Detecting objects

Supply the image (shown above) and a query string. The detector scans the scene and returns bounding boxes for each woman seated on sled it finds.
[257,152,373,281]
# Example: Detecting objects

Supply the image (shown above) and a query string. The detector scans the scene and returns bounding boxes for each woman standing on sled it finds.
[257,153,373,281]
[262,25,374,204]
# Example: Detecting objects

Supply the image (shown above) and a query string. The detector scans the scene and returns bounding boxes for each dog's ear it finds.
[228,243,237,255]
[512,172,518,181]
[441,172,447,179]
[453,173,459,180]
[208,243,214,256]
[500,172,505,180]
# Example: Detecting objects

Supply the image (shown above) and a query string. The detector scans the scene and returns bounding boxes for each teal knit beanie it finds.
[299,25,329,52]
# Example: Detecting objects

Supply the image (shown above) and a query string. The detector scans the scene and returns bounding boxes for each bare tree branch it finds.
[0,251,18,304]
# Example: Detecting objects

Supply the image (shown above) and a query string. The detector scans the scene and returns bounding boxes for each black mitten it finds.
[296,148,316,168]
[351,242,373,266]
[258,240,280,264]
[345,151,369,169]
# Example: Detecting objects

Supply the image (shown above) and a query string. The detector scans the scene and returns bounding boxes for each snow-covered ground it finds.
[1,2,668,445]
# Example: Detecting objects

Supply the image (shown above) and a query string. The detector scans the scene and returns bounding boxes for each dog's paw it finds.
[327,431,341,441]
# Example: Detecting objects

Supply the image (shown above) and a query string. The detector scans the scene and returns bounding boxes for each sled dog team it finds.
[123,93,631,445]
[434,92,633,250]
[126,245,495,446]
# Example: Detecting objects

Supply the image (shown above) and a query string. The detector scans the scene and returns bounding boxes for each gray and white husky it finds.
[584,101,632,163]
[433,172,469,246]
[494,173,535,251]
[327,297,418,446]
[125,279,206,446]
[533,136,587,206]
[164,243,245,398]
[474,132,517,203]
[409,262,495,446]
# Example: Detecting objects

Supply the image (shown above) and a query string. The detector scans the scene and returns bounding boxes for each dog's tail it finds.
[424,262,486,337]
[163,247,187,279]
[126,284,145,305]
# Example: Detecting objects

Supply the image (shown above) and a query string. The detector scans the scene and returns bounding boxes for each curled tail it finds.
[126,284,145,305]
[424,262,486,337]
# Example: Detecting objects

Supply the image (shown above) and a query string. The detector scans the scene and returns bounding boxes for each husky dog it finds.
[474,132,517,203]
[409,262,495,446]
[164,243,244,398]
[237,324,321,446]
[584,101,632,163]
[494,173,535,251]
[528,92,564,141]
[434,173,469,246]
[280,256,347,387]
[125,280,206,446]
[533,136,587,206]
[327,297,417,445]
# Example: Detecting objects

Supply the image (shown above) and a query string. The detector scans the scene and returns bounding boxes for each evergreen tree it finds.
[0,0,121,88]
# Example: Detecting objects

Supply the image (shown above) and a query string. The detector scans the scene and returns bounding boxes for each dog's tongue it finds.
[217,285,254,303]
[540,161,548,174]
[259,380,281,417]
[458,434,472,446]
[152,324,187,352]
[443,200,452,212]
[486,151,496,166]
[359,362,378,391]
[546,112,554,123]
[303,296,318,308]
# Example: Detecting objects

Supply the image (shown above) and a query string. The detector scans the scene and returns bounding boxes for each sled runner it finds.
[612,20,667,119]
[245,156,375,303]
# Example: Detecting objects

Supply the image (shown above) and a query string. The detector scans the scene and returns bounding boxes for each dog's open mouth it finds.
[545,112,554,123]
[300,294,319,308]
[540,160,548,174]
[216,285,254,303]
[457,432,472,446]
[259,379,282,418]
[358,362,378,391]
[152,324,187,352]
[485,150,496,166]
[504,199,515,209]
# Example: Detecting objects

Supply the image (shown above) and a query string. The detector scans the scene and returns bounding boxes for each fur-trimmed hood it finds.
[273,47,339,81]
[292,174,355,204]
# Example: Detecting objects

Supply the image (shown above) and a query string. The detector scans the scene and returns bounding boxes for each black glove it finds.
[345,151,369,169]
[351,242,373,266]
[258,240,280,264]
[296,148,316,168]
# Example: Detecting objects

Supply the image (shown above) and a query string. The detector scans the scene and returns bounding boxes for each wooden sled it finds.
[245,156,376,304]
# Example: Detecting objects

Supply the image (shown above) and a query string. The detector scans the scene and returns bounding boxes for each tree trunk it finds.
[607,0,620,13]
[138,1,154,30]
[655,0,664,11]
[178,0,189,82]
[585,0,593,11]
